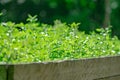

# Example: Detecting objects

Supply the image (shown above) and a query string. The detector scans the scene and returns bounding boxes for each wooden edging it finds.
[0,56,120,80]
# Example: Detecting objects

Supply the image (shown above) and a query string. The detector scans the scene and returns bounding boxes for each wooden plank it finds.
[0,65,7,80]
[12,56,120,80]
[7,65,14,80]
[95,75,120,80]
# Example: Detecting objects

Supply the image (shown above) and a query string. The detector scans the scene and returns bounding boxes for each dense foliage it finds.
[1,0,120,38]
[0,16,120,63]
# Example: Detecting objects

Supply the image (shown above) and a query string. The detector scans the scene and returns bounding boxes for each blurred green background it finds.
[0,0,120,37]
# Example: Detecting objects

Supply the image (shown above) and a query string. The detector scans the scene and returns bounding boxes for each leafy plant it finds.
[26,14,38,23]
[0,19,120,63]
[0,13,3,16]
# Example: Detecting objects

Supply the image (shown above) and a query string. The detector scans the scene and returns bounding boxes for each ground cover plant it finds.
[0,15,120,63]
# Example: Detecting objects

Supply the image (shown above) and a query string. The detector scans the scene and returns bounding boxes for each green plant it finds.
[26,14,38,23]
[0,19,120,63]
[0,13,3,16]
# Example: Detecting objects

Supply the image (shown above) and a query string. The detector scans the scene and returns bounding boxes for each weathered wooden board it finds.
[11,56,120,80]
[0,65,7,80]
[95,75,120,80]
[0,56,120,80]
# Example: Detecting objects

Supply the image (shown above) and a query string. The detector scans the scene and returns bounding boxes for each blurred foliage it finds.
[0,0,120,37]
[111,0,120,37]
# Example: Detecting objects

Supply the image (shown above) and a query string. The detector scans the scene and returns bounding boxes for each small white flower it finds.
[41,32,44,34]
[14,48,18,50]
[75,36,79,38]
[18,40,20,42]
[102,50,105,53]
[111,50,115,53]
[6,33,9,36]
[45,34,48,36]
[100,42,103,44]
[86,37,89,40]
[12,38,16,42]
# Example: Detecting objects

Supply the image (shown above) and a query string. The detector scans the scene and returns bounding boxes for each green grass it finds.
[0,16,120,63]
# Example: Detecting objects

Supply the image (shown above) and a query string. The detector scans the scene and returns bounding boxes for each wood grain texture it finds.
[12,56,120,80]
[0,65,7,80]
[95,75,120,80]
